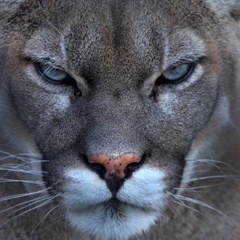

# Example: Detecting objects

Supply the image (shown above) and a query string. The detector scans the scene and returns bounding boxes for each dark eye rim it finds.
[35,62,75,85]
[156,62,196,85]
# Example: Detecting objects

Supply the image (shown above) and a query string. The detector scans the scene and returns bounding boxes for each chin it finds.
[63,167,167,240]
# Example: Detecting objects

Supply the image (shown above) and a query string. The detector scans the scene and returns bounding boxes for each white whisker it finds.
[169,193,230,220]
[32,197,62,233]
[171,199,198,220]
[8,195,55,216]
[189,175,240,182]
[175,181,228,191]
[0,189,50,202]
[1,195,49,214]
[0,179,44,185]
[0,162,46,176]
[43,17,64,37]
[0,196,56,228]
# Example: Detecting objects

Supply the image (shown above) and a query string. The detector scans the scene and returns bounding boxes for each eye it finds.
[36,63,72,84]
[157,62,195,84]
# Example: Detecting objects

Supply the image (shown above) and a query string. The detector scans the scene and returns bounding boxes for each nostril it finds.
[88,153,144,180]
[126,162,140,176]
[125,152,148,178]
[82,154,106,179]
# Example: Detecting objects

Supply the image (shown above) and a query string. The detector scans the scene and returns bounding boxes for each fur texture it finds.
[0,0,240,239]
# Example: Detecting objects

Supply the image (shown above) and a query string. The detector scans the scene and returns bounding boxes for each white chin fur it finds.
[68,204,160,240]
[63,167,166,240]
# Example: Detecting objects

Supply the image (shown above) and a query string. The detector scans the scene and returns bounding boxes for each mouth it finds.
[63,166,167,239]
[66,195,160,225]
[105,197,145,210]
[102,198,128,220]
[66,195,148,212]
[63,166,167,212]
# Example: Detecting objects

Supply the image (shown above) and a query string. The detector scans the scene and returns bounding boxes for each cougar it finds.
[0,0,240,239]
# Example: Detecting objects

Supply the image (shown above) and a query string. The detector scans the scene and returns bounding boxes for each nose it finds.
[89,154,141,180]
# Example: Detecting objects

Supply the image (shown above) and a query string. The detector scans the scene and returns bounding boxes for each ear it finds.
[207,0,240,20]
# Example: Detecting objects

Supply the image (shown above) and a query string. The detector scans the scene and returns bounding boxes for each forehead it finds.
[21,0,216,49]
[63,0,210,42]
[24,0,215,78]
[59,0,211,29]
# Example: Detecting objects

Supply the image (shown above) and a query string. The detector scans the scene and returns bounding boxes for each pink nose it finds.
[89,154,141,180]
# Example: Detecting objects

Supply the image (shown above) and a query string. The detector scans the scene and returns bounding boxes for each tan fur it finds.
[0,0,240,239]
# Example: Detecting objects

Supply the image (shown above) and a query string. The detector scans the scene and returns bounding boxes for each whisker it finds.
[171,199,198,220]
[0,150,37,157]
[0,150,49,165]
[0,188,49,202]
[175,181,229,191]
[8,195,55,216]
[169,193,230,220]
[43,17,64,37]
[0,196,56,228]
[0,179,44,185]
[0,168,44,176]
[0,156,48,164]
[0,163,46,176]
[189,175,240,182]
[1,195,49,214]
[170,197,218,222]
[0,158,47,180]
[32,197,62,233]
[0,162,43,168]
[39,210,66,232]
[187,159,239,173]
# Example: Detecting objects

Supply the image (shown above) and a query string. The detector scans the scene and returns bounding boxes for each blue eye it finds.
[159,63,195,84]
[36,63,70,83]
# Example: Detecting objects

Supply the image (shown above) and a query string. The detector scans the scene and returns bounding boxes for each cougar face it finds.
[0,0,240,240]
